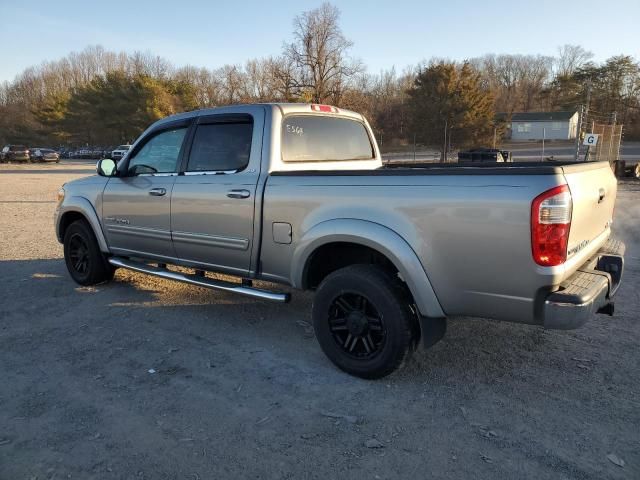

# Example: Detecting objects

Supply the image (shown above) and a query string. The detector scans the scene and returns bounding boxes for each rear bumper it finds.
[543,238,625,329]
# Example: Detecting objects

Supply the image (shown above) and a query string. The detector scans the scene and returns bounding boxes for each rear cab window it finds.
[282,115,374,163]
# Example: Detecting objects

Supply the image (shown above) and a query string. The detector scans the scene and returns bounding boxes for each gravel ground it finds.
[1,162,639,479]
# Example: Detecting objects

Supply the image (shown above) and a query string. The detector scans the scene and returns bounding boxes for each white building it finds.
[509,111,578,141]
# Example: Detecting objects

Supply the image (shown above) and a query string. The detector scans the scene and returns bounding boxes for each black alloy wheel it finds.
[328,292,386,359]
[63,219,115,285]
[68,233,90,276]
[312,264,416,379]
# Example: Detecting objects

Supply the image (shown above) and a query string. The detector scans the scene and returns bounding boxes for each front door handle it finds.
[149,188,166,196]
[227,189,251,199]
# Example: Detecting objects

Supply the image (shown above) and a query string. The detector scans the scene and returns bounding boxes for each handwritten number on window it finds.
[286,124,304,136]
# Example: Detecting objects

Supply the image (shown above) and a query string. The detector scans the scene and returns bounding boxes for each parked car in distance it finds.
[458,148,512,162]
[1,145,30,162]
[55,103,624,379]
[78,148,93,158]
[103,146,115,159]
[110,145,131,161]
[90,148,104,159]
[30,148,60,163]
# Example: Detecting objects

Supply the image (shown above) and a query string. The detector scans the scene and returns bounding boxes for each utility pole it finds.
[442,118,448,163]
[574,80,592,160]
[608,112,617,164]
[585,120,595,162]
[413,133,416,162]
[611,111,621,163]
[448,123,453,162]
[574,105,584,160]
[584,80,592,119]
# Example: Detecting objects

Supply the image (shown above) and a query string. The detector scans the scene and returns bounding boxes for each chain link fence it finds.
[589,123,623,164]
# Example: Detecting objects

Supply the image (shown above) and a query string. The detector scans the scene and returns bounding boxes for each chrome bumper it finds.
[543,238,625,330]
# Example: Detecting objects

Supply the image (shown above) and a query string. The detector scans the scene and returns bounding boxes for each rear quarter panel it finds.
[261,172,567,324]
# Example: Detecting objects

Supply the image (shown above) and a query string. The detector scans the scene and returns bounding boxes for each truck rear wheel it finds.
[63,219,115,285]
[312,265,416,379]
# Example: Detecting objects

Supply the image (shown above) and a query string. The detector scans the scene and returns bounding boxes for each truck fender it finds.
[56,196,110,253]
[291,218,445,318]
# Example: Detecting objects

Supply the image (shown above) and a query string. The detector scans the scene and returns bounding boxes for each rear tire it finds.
[63,220,114,285]
[312,264,416,379]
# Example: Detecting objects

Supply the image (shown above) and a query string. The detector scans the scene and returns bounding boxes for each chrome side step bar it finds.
[108,257,290,303]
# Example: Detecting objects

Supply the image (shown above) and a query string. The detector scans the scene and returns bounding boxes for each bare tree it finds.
[472,54,553,113]
[556,44,593,78]
[218,65,245,104]
[517,55,554,111]
[284,2,363,103]
[244,58,277,102]
[269,56,299,102]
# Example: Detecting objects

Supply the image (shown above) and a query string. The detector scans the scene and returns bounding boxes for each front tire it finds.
[312,265,416,379]
[63,220,114,285]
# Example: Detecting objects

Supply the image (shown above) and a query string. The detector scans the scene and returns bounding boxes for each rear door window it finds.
[186,122,253,172]
[282,116,374,162]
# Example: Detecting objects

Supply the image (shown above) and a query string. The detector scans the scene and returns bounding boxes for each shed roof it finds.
[510,111,577,122]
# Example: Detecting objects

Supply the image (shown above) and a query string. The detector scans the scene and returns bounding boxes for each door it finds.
[102,124,189,258]
[171,112,263,276]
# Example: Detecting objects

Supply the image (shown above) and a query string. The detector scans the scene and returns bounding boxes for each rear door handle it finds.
[227,189,251,199]
[149,188,166,196]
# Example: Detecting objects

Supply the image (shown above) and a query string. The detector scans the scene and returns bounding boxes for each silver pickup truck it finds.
[55,103,625,378]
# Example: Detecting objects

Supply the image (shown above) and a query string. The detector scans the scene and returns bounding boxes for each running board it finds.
[108,257,290,303]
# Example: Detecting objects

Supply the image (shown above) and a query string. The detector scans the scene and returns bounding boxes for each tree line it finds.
[1,2,638,150]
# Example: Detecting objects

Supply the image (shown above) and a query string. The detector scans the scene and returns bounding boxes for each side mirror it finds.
[97,158,117,177]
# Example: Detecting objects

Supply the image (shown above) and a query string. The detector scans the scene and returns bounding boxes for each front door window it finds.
[127,128,186,175]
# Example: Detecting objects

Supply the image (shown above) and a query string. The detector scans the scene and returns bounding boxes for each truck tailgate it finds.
[562,162,617,262]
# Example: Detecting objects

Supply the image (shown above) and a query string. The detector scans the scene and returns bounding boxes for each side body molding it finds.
[56,196,110,253]
[290,219,445,318]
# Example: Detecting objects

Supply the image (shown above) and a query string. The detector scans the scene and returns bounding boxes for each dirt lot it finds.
[1,162,639,479]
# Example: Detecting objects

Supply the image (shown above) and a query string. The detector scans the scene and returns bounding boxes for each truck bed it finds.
[263,160,616,325]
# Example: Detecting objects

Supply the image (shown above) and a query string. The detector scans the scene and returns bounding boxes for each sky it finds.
[1,0,639,83]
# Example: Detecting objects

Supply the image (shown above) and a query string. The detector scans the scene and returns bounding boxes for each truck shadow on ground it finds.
[0,258,584,386]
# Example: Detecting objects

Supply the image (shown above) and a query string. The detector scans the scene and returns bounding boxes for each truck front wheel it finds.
[312,265,416,379]
[63,220,115,285]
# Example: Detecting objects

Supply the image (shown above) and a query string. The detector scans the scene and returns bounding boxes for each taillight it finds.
[311,104,339,113]
[531,184,572,266]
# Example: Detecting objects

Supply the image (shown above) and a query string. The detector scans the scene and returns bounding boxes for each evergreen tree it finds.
[407,61,496,159]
